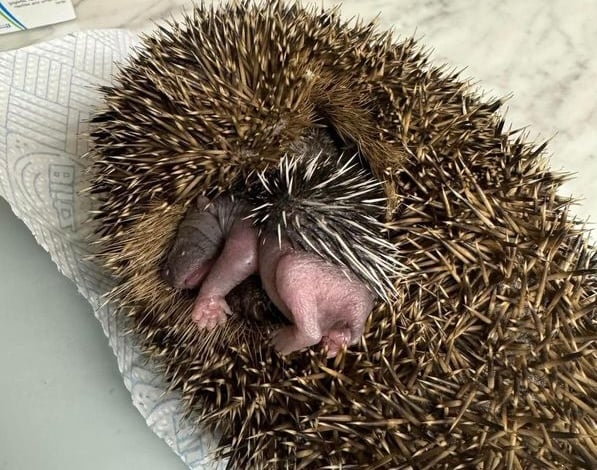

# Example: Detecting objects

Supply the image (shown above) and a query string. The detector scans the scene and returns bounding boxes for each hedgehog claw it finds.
[321,328,352,358]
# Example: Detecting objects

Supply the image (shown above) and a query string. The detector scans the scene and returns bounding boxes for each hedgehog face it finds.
[162,197,222,289]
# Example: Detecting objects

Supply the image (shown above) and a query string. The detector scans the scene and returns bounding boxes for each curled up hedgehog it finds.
[87,1,597,468]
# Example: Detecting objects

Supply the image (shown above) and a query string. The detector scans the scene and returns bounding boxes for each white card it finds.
[0,0,76,36]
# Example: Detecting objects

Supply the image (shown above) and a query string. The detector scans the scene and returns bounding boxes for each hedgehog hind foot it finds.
[321,327,352,357]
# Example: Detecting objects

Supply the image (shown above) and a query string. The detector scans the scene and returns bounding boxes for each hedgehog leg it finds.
[191,218,258,329]
[271,320,322,355]
[270,256,323,354]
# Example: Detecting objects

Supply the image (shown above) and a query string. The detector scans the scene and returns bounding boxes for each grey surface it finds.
[0,198,185,470]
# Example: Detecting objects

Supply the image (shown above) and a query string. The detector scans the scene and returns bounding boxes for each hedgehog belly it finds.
[87,1,597,469]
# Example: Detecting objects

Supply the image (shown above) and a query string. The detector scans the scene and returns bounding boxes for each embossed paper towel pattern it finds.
[0,30,221,470]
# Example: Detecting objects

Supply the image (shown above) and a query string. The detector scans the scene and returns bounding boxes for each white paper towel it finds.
[0,30,224,470]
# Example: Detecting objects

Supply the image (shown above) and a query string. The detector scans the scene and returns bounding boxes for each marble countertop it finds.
[0,1,595,469]
[2,0,595,218]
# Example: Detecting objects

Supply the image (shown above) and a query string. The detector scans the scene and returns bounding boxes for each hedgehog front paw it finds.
[191,295,232,329]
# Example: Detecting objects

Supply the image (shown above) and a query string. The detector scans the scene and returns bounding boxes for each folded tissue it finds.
[0,30,223,470]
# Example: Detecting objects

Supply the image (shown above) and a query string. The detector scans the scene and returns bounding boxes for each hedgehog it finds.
[86,1,597,469]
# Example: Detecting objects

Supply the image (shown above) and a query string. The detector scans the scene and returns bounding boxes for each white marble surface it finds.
[1,0,595,218]
[0,1,595,469]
